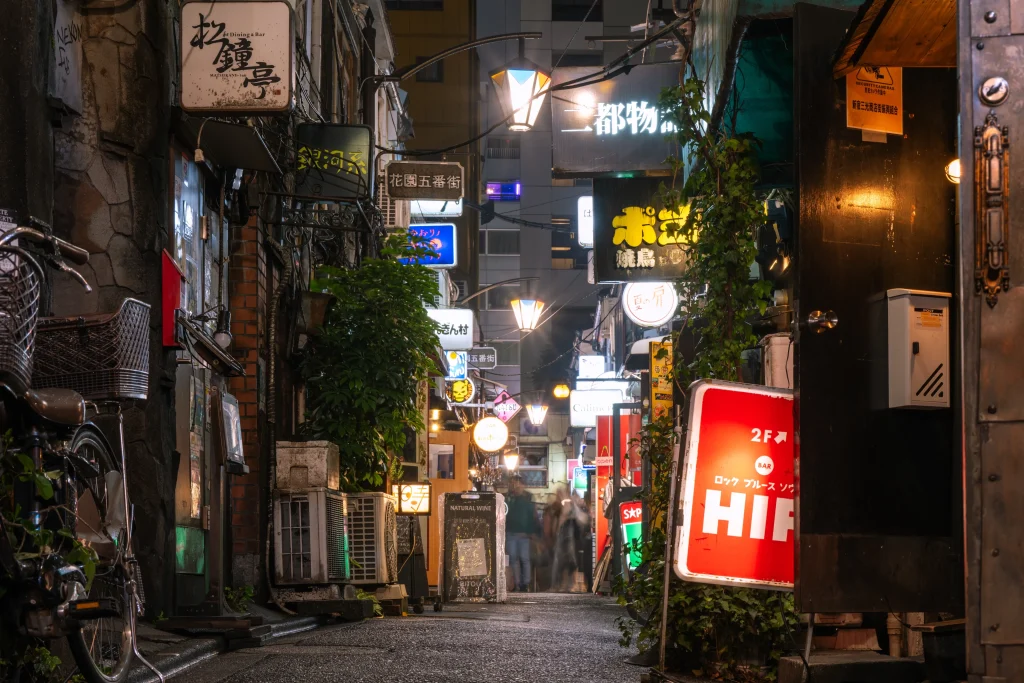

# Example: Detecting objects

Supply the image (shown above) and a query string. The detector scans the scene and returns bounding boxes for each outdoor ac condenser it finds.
[375,171,410,230]
[345,492,399,585]
[273,488,350,585]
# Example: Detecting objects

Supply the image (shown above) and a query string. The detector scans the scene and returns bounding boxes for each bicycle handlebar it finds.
[0,227,90,265]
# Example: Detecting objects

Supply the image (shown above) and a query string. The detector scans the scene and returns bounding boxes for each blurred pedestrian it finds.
[551,486,590,592]
[505,476,537,592]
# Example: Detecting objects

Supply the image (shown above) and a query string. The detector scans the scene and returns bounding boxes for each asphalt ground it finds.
[184,592,645,683]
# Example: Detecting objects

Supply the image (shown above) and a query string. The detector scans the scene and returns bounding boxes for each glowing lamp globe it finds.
[490,58,551,133]
[510,298,545,331]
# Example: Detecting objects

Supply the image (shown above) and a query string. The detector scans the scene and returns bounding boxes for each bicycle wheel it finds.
[65,427,134,683]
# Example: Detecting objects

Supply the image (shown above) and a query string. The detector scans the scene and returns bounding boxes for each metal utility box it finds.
[878,289,951,409]
[275,441,340,490]
[760,333,794,390]
[273,488,350,584]
[438,492,506,604]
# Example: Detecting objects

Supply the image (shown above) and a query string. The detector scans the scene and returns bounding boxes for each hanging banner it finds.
[593,178,694,283]
[674,380,795,590]
[650,340,673,422]
[846,66,903,135]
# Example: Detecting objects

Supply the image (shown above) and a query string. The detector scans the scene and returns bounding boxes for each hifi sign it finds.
[569,389,623,428]
[674,380,795,590]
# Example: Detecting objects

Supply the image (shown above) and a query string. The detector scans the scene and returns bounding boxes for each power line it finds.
[553,0,602,71]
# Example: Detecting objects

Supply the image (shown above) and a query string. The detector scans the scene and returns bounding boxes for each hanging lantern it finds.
[489,42,551,132]
[510,298,545,331]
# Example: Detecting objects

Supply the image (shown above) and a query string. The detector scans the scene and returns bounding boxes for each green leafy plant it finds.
[356,589,383,618]
[1,431,98,682]
[301,233,441,491]
[225,585,255,613]
[613,75,797,681]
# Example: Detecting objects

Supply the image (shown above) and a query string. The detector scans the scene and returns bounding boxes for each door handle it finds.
[805,310,838,334]
[974,110,1010,307]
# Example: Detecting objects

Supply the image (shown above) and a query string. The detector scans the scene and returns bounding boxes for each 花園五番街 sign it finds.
[385,161,464,201]
[846,66,903,135]
[180,1,293,114]
[593,177,696,283]
[674,380,795,590]
[294,124,372,201]
[468,347,497,370]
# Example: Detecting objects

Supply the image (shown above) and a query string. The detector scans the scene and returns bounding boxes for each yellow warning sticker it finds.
[914,308,943,328]
[846,66,903,135]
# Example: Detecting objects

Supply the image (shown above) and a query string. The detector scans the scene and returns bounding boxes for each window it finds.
[486,137,521,159]
[488,341,520,366]
[551,220,587,269]
[552,0,602,22]
[556,52,604,67]
[485,181,522,202]
[414,57,443,82]
[385,0,443,9]
[518,446,549,489]
[479,229,520,255]
[483,285,520,310]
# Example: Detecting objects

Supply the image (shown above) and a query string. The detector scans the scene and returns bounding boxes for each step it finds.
[779,651,927,683]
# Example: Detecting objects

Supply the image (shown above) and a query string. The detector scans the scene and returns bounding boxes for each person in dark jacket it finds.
[505,477,538,592]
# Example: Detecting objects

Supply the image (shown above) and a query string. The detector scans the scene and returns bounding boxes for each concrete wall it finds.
[51,0,177,617]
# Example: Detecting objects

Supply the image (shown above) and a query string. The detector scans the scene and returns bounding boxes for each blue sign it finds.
[446,351,468,380]
[402,223,457,268]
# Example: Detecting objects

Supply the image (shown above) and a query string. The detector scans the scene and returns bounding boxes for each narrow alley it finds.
[183,595,642,683]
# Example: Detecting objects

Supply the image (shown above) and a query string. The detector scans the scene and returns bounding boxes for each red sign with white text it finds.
[674,381,795,590]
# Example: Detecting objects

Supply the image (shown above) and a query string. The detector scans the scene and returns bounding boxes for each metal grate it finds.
[346,493,398,584]
[279,495,312,581]
[325,493,349,581]
[0,249,41,391]
[34,298,150,400]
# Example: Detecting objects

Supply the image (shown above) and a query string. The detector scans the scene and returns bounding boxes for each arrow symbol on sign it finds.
[774,431,788,444]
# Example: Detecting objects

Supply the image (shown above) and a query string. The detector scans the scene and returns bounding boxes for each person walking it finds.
[505,476,538,593]
[551,486,590,592]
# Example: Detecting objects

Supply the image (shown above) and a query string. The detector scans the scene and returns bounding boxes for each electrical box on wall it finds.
[881,289,951,409]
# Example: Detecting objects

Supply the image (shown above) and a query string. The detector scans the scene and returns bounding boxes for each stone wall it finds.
[51,0,177,617]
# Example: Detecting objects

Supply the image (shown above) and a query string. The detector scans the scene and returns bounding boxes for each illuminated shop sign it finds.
[552,63,680,175]
[593,177,695,283]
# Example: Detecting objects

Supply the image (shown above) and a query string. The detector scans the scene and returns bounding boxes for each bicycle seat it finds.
[22,387,85,427]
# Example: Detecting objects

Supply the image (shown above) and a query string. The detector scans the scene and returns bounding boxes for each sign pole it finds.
[658,409,684,672]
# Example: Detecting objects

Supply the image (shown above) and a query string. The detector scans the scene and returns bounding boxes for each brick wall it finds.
[227,214,268,588]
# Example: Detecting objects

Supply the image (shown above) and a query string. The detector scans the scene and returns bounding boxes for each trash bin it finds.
[438,492,506,605]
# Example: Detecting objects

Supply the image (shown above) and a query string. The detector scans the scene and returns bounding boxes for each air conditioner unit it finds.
[453,280,468,302]
[345,492,398,585]
[432,271,451,309]
[273,488,350,585]
[375,171,410,231]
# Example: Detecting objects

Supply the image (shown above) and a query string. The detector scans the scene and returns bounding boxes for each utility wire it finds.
[552,0,602,71]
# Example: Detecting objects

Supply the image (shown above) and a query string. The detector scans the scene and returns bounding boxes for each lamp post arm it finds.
[385,32,543,84]
[455,276,539,306]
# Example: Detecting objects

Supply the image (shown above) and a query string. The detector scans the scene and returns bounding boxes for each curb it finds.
[125,615,338,683]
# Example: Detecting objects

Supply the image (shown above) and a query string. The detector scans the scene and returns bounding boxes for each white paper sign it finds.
[181,1,293,113]
[428,308,475,350]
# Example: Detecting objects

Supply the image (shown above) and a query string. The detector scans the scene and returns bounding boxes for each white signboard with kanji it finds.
[428,308,474,350]
[181,1,293,113]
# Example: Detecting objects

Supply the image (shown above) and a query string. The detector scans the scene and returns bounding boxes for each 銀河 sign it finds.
[181,1,294,114]
[294,124,372,201]
[427,308,474,350]
[401,223,457,269]
[593,177,695,283]
[551,63,680,175]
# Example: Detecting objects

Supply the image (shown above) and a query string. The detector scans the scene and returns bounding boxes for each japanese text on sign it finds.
[385,162,464,201]
[846,66,903,135]
[296,147,368,179]
[593,101,679,136]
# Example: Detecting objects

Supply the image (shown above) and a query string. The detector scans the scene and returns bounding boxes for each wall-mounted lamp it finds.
[945,158,961,184]
[552,383,571,399]
[214,310,233,349]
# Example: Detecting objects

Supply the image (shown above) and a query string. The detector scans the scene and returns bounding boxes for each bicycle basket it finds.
[0,250,42,392]
[34,298,151,400]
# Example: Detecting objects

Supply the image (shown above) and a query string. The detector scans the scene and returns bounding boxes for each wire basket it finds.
[0,249,42,392]
[34,298,151,401]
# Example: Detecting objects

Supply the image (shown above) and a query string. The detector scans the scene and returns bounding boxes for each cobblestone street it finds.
[183,594,641,683]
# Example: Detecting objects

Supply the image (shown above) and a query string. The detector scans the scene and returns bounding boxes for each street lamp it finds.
[510,297,545,331]
[552,383,571,399]
[526,404,549,426]
[503,450,520,471]
[490,40,552,133]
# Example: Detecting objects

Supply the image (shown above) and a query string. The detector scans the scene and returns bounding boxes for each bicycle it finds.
[0,224,161,683]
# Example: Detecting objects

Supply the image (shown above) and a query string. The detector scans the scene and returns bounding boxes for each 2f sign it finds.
[675,381,795,590]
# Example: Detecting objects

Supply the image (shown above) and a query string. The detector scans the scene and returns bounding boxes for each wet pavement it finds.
[184,593,643,683]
